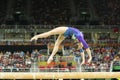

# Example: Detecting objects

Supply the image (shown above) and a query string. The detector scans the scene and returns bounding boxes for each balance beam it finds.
[0,72,120,79]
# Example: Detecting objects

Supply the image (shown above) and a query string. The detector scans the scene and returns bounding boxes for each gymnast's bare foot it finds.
[31,35,39,41]
[88,57,92,63]
[80,60,85,66]
[47,56,53,64]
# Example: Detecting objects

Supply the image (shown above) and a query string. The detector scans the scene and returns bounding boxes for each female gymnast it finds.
[31,27,92,65]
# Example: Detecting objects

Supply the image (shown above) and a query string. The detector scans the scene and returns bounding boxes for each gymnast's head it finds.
[71,34,78,42]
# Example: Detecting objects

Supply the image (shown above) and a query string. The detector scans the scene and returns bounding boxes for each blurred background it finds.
[0,0,120,80]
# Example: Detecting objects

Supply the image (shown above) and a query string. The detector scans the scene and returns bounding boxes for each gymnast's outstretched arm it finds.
[77,42,85,65]
[77,37,92,63]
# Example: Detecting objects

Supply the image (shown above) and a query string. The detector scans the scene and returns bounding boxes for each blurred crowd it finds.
[0,49,40,72]
[0,0,120,25]
[31,0,70,25]
[64,44,120,72]
[93,0,120,25]
[0,43,119,72]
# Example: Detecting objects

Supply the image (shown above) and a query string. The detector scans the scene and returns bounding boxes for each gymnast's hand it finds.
[47,56,53,64]
[31,35,38,41]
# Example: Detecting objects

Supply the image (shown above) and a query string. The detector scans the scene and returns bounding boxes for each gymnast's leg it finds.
[47,34,65,64]
[31,27,68,41]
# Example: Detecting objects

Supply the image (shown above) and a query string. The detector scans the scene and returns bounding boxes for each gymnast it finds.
[31,27,92,65]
